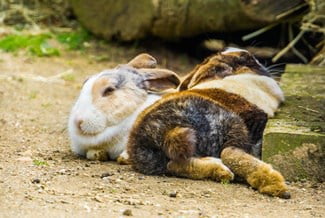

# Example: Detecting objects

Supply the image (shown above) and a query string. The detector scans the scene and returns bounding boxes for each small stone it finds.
[59,169,66,174]
[123,209,133,216]
[138,176,145,180]
[169,191,177,198]
[93,196,104,203]
[32,178,40,184]
[101,172,114,178]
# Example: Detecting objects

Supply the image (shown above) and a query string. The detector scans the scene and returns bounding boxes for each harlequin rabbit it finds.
[68,54,180,162]
[128,48,290,198]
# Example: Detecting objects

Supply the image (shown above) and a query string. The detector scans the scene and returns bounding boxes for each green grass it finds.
[28,91,38,99]
[56,28,90,50]
[33,159,49,166]
[0,28,91,56]
[0,34,59,56]
[61,73,76,82]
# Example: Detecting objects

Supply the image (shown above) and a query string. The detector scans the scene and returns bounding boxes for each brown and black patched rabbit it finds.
[127,48,290,199]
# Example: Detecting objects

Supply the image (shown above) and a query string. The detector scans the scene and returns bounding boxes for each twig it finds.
[301,36,317,53]
[297,106,319,113]
[276,3,308,20]
[287,23,308,63]
[292,47,308,63]
[272,30,305,62]
[242,23,278,41]
[0,73,65,84]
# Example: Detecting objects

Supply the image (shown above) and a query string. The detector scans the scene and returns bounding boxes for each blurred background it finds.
[0,0,324,73]
[0,2,324,215]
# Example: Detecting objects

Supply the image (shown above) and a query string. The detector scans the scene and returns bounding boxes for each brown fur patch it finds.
[91,76,147,126]
[117,155,131,165]
[92,77,111,101]
[179,51,269,90]
[127,53,157,69]
[163,127,196,161]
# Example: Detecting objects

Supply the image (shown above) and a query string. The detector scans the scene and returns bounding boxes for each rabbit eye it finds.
[102,87,115,96]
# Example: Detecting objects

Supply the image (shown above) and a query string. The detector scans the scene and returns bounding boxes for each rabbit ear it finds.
[179,56,233,90]
[139,68,180,92]
[127,53,157,69]
[178,70,197,91]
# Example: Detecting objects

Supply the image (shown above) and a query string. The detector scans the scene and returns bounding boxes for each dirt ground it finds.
[0,45,324,217]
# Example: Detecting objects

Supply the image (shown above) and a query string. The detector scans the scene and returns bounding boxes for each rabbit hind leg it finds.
[221,146,290,199]
[167,157,234,182]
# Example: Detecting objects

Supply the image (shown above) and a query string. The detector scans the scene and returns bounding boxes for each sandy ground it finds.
[0,47,324,218]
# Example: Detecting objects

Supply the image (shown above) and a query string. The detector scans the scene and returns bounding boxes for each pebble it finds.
[100,172,114,178]
[32,178,41,184]
[138,176,145,180]
[123,209,133,216]
[58,169,67,174]
[169,191,178,198]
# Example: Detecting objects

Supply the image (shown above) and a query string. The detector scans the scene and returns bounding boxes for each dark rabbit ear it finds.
[178,69,197,91]
[127,53,157,69]
[179,56,233,90]
[138,68,180,92]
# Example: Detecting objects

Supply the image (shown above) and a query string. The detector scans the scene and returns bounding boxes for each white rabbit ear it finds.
[139,68,180,92]
[127,53,157,69]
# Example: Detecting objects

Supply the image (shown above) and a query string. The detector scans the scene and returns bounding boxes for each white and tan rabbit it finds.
[128,48,290,198]
[68,54,180,162]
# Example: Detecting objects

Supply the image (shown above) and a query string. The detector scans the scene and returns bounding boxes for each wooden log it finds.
[240,0,306,22]
[69,0,306,41]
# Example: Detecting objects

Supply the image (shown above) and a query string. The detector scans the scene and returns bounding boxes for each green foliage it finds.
[33,159,49,166]
[29,91,38,99]
[56,28,90,50]
[221,179,230,185]
[0,29,91,56]
[61,73,76,82]
[0,34,60,56]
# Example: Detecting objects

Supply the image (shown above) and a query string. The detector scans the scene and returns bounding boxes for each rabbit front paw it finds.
[86,149,108,161]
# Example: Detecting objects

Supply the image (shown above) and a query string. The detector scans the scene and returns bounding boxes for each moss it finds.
[263,133,325,160]
[263,64,325,181]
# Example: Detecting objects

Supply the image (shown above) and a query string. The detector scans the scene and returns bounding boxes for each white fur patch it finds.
[192,74,284,117]
[204,157,234,176]
[68,73,161,159]
[222,47,247,54]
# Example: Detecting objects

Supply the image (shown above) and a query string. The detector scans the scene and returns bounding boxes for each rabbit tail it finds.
[163,127,196,161]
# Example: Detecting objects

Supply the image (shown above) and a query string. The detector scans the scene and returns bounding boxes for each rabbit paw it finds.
[201,157,234,182]
[247,164,290,199]
[86,149,108,161]
[117,150,131,165]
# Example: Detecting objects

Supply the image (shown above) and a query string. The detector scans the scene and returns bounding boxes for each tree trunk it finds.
[69,0,306,41]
